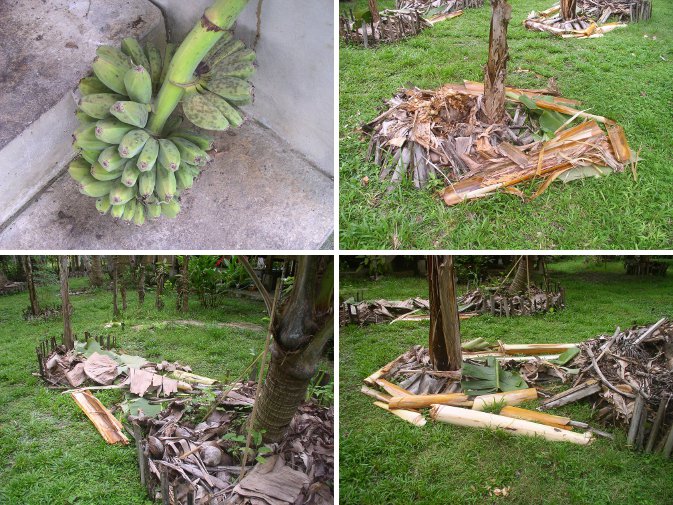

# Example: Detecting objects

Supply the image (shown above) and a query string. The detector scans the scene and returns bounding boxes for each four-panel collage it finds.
[0,0,671,504]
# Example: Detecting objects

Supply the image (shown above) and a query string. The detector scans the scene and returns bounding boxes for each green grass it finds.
[339,0,673,249]
[340,258,673,504]
[0,277,269,505]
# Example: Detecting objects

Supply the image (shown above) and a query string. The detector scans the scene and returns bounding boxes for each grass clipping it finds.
[364,80,635,206]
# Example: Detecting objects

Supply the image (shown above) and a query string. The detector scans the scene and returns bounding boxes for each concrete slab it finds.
[0,120,333,250]
[0,0,165,226]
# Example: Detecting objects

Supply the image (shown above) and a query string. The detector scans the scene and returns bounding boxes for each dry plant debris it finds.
[133,387,334,504]
[361,319,673,454]
[365,81,634,205]
[341,285,564,326]
[525,1,651,39]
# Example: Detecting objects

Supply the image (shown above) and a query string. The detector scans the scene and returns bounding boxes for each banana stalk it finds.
[147,0,250,135]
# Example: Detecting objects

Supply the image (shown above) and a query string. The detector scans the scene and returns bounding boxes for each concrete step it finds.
[0,0,165,227]
[0,120,333,249]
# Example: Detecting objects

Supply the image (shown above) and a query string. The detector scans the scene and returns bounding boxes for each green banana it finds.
[97,146,125,171]
[203,90,244,127]
[96,46,132,69]
[133,203,146,226]
[75,110,97,124]
[162,115,182,137]
[90,161,124,181]
[203,76,252,105]
[110,101,149,128]
[137,137,159,172]
[206,38,244,67]
[182,164,201,178]
[216,47,256,67]
[95,195,112,215]
[160,43,176,85]
[170,136,209,166]
[169,130,214,151]
[175,167,195,190]
[155,165,176,202]
[122,198,137,221]
[109,181,136,205]
[73,123,111,151]
[110,203,126,219]
[79,176,116,197]
[161,199,181,219]
[145,42,162,91]
[79,93,124,119]
[146,200,162,219]
[157,138,181,171]
[92,56,129,95]
[209,59,255,80]
[118,129,150,158]
[121,38,151,70]
[182,91,229,130]
[80,150,100,164]
[121,159,141,187]
[68,158,91,183]
[94,118,135,144]
[124,66,152,104]
[138,167,156,197]
[78,76,110,96]
[204,31,234,61]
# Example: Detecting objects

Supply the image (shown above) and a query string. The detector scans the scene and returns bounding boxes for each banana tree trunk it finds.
[428,255,462,371]
[137,258,146,306]
[181,255,189,312]
[155,259,166,311]
[561,0,577,20]
[112,257,120,317]
[23,256,40,316]
[89,256,104,287]
[509,255,531,294]
[252,256,333,442]
[59,256,73,350]
[484,0,511,124]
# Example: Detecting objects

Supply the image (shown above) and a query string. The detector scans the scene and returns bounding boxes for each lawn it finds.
[339,0,673,249]
[0,276,270,505]
[339,257,673,504]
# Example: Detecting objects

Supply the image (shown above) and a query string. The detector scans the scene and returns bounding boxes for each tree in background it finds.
[247,256,333,442]
[427,255,462,371]
[89,256,104,288]
[155,257,168,311]
[176,255,190,312]
[137,256,147,306]
[59,256,73,350]
[22,256,40,316]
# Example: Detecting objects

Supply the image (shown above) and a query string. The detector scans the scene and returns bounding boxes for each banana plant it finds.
[69,0,255,224]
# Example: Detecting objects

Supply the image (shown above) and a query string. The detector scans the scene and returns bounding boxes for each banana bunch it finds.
[181,32,256,130]
[69,34,255,224]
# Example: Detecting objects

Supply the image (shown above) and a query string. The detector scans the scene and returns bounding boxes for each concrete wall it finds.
[153,0,334,176]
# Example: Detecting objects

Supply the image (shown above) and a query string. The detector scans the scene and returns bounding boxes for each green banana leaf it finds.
[550,347,580,366]
[461,357,528,396]
[120,396,164,417]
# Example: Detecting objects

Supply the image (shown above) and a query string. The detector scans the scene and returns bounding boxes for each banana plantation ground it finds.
[0,276,330,504]
[339,0,673,249]
[340,258,673,504]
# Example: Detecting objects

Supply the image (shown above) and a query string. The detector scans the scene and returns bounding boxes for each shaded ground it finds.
[340,258,673,504]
